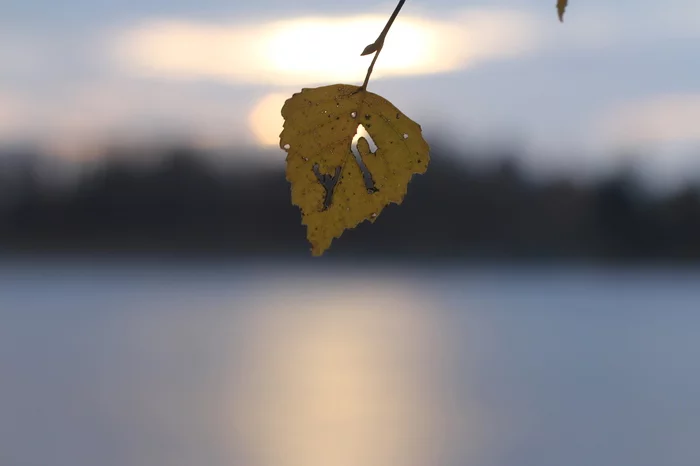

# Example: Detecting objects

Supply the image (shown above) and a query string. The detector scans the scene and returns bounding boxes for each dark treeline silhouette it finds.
[2,144,700,261]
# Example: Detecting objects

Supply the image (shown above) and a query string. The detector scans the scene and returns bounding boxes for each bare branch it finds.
[359,0,406,91]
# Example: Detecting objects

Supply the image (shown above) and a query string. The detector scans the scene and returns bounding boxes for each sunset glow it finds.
[248,92,288,146]
[224,285,475,466]
[111,10,539,86]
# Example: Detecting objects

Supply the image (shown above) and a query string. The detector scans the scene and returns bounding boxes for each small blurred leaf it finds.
[557,0,568,22]
[280,84,429,256]
[361,42,379,56]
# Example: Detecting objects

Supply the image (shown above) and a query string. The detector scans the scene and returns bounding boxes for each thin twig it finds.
[360,48,382,91]
[359,0,406,91]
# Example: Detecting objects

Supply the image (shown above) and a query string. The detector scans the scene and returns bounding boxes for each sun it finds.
[248,92,289,146]
[257,16,441,84]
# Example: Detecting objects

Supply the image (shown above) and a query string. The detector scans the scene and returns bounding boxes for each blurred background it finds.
[2,1,700,466]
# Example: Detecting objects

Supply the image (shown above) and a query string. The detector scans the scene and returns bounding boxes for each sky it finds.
[2,0,700,187]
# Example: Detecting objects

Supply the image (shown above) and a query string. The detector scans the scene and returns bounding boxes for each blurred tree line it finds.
[1,145,700,261]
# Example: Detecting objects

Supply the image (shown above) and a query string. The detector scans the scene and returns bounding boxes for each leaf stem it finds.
[359,0,406,91]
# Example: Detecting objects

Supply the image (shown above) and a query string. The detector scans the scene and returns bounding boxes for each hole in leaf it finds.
[283,143,291,150]
[403,133,408,139]
[351,124,379,193]
[351,111,357,119]
[354,124,378,152]
[313,163,342,211]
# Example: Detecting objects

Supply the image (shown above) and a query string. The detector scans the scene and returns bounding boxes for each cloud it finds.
[525,1,700,54]
[598,94,700,145]
[591,94,700,190]
[108,9,541,86]
[0,81,270,159]
[0,94,24,138]
[107,2,700,90]
[0,34,47,76]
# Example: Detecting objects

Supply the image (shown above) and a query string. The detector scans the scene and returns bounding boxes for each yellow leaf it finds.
[280,84,430,256]
[557,0,568,22]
